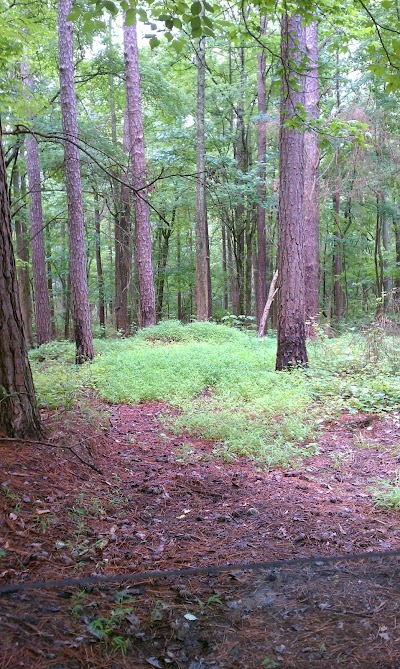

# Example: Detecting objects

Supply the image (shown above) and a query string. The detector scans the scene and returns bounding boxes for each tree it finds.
[123,18,156,328]
[0,119,43,438]
[195,34,212,320]
[22,66,53,345]
[276,12,308,370]
[58,0,94,362]
[303,20,320,333]
[255,16,269,330]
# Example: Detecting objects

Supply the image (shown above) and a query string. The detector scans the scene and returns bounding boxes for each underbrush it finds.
[308,328,400,414]
[29,321,400,467]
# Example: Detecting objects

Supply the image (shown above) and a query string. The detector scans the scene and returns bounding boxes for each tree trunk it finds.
[177,224,183,320]
[156,210,175,320]
[0,119,43,438]
[58,0,94,362]
[94,193,105,331]
[222,222,229,310]
[195,35,212,320]
[22,68,52,346]
[12,170,34,347]
[303,21,320,333]
[255,17,268,327]
[115,116,131,335]
[381,194,391,312]
[276,12,308,370]
[123,19,156,328]
[333,184,344,322]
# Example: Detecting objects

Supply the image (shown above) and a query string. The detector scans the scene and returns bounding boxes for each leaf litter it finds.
[0,401,399,668]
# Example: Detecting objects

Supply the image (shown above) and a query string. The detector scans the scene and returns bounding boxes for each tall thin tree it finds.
[195,34,212,320]
[21,66,52,345]
[276,11,308,370]
[123,18,156,327]
[58,0,94,362]
[303,21,320,333]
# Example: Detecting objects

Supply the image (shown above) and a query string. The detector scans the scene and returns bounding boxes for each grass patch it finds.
[29,321,400,468]
[371,474,400,510]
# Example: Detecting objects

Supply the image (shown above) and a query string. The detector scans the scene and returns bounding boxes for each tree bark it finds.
[94,193,105,331]
[276,12,308,370]
[123,20,156,328]
[195,35,212,320]
[58,0,94,362]
[156,210,175,320]
[303,21,320,333]
[12,170,34,347]
[333,183,344,322]
[255,17,268,327]
[0,119,43,438]
[21,68,52,346]
[115,115,131,335]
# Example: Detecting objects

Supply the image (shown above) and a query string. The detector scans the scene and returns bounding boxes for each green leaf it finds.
[191,1,202,15]
[104,0,118,15]
[171,39,183,52]
[203,1,214,11]
[173,17,182,28]
[125,7,136,25]
[190,15,201,30]
[137,8,148,21]
[149,36,160,48]
[67,7,81,21]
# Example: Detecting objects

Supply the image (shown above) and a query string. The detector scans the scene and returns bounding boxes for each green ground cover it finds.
[30,321,400,468]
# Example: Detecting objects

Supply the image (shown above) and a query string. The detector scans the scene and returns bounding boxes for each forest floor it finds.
[1,399,400,668]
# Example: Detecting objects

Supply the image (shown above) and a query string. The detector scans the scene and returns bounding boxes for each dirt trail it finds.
[1,402,399,668]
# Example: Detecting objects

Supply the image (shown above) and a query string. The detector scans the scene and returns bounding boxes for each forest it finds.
[1,0,400,668]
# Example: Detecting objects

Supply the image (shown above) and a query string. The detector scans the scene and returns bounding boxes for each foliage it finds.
[371,474,400,510]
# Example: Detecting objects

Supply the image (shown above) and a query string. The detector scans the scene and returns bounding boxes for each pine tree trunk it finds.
[195,35,212,320]
[381,194,391,312]
[0,119,43,438]
[303,21,320,333]
[12,170,34,347]
[333,185,344,322]
[94,194,105,331]
[123,20,156,328]
[22,68,52,346]
[58,0,94,363]
[177,225,183,320]
[222,222,229,310]
[115,116,131,335]
[255,17,268,327]
[276,12,308,370]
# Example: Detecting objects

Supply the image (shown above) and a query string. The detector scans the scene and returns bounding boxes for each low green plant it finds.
[371,474,400,509]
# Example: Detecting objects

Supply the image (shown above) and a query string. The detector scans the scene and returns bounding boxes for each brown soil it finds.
[1,402,400,668]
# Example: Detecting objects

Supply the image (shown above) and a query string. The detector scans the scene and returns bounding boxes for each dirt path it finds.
[1,402,400,668]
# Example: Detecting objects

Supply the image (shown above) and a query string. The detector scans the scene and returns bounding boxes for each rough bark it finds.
[22,68,52,346]
[255,17,268,327]
[115,116,131,335]
[195,35,212,320]
[58,0,94,362]
[156,210,175,320]
[0,119,43,438]
[177,225,183,320]
[221,222,229,310]
[276,13,308,370]
[381,194,391,312]
[303,21,320,332]
[94,194,105,331]
[333,184,344,322]
[123,20,156,328]
[12,171,33,347]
